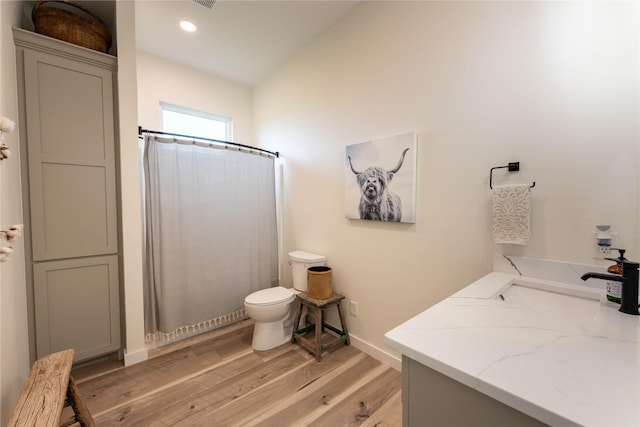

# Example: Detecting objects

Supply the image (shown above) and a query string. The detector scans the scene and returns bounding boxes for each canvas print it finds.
[345,132,417,223]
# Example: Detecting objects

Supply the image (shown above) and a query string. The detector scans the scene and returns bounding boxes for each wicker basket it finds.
[307,266,333,299]
[32,0,112,53]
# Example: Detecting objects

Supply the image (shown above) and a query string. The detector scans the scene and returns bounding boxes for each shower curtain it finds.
[143,134,278,342]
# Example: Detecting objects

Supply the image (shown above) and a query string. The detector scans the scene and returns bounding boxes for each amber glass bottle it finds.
[606,249,626,303]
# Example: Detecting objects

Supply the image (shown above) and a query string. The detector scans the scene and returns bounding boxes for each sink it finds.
[495,281,603,319]
[386,271,640,427]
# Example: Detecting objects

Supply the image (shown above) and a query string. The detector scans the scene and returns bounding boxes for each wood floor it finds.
[73,320,402,426]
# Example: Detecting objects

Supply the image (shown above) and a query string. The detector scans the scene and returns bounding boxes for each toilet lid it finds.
[245,287,295,306]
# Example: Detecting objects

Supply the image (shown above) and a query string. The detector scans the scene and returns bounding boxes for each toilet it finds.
[244,250,326,351]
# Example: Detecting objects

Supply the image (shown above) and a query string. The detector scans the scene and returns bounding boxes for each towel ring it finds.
[489,162,536,189]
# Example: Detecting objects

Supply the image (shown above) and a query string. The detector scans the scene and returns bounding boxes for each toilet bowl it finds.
[244,250,326,351]
[244,287,295,351]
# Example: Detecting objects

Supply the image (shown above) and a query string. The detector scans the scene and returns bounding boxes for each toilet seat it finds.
[245,287,294,306]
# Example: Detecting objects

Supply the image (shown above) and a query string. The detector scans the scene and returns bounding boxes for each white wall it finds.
[254,2,639,357]
[116,0,147,367]
[137,51,254,142]
[0,2,30,424]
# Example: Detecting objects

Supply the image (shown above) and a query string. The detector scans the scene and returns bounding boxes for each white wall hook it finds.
[0,144,12,160]
[2,224,24,242]
[0,246,14,262]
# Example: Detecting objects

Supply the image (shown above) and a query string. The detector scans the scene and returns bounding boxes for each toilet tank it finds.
[289,251,326,292]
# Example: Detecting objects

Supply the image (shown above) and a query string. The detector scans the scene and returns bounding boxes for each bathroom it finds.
[1,0,638,424]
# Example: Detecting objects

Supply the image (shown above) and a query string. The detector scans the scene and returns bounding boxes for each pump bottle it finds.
[606,248,626,303]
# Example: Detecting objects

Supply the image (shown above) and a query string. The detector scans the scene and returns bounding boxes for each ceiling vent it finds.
[192,0,216,10]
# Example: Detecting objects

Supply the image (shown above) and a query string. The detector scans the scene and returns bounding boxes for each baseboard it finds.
[124,347,148,366]
[124,326,400,371]
[348,333,401,372]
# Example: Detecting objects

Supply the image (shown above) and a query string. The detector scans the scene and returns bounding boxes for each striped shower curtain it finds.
[142,134,278,342]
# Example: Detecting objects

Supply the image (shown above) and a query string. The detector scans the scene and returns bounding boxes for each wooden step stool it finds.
[291,292,350,361]
[8,349,94,427]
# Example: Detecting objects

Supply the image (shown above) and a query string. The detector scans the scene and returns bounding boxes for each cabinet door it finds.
[33,256,120,361]
[23,49,118,261]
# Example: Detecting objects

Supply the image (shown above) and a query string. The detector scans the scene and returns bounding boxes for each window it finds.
[160,102,231,141]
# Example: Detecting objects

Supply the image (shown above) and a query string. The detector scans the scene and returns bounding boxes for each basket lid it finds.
[288,250,326,263]
[245,287,294,306]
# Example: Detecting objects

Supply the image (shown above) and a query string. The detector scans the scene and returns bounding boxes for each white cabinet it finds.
[14,28,121,362]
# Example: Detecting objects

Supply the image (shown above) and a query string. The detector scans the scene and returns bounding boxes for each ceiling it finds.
[134,0,360,85]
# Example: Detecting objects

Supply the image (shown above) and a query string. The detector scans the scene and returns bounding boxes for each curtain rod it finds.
[138,127,279,158]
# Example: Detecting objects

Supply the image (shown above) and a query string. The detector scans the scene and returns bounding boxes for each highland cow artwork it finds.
[345,132,417,223]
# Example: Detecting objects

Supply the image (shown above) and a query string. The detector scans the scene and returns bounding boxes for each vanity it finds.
[385,256,640,427]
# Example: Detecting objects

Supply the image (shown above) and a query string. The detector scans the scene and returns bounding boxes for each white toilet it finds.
[244,250,326,351]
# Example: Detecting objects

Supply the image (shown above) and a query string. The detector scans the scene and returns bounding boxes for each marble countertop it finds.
[385,271,640,426]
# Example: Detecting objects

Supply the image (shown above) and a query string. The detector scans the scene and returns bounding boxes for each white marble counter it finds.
[385,264,640,426]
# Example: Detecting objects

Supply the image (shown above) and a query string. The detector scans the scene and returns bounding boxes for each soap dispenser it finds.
[606,248,626,303]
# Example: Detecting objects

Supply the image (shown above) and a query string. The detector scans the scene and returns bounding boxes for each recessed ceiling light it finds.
[180,20,197,33]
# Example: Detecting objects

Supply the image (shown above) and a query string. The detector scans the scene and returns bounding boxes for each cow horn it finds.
[347,156,361,175]
[389,148,410,174]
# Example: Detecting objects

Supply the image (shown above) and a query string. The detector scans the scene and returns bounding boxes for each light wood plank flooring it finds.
[73,320,402,426]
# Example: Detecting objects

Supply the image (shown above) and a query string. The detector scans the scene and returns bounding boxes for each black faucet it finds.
[581,259,640,315]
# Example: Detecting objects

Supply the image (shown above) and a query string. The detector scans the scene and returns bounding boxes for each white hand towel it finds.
[492,184,530,245]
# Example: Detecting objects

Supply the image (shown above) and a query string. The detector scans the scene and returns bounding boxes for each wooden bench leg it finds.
[66,375,95,427]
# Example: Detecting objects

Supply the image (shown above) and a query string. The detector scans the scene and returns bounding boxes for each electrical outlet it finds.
[595,243,612,259]
[592,231,617,259]
[349,300,358,317]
